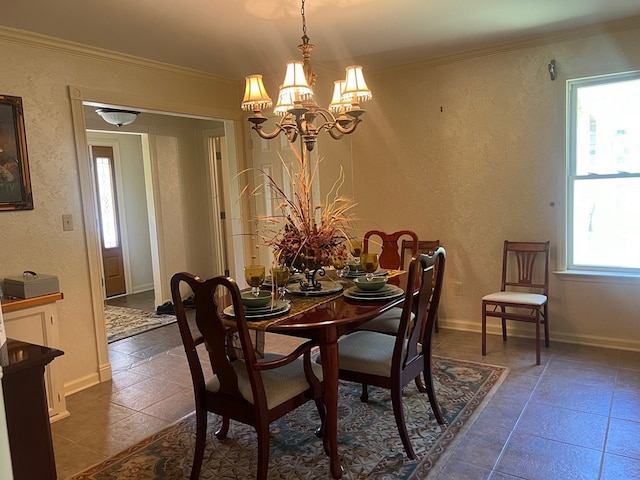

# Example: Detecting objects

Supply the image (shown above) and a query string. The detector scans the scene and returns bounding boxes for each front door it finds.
[91,145,126,297]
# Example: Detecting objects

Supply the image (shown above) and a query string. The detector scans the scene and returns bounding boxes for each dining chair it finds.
[332,248,446,459]
[363,229,419,270]
[361,238,442,336]
[171,272,326,480]
[481,240,550,365]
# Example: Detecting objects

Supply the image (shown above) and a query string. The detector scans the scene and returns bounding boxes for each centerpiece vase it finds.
[292,257,326,291]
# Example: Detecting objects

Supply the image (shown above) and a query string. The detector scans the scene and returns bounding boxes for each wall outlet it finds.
[62,214,74,231]
[453,281,464,296]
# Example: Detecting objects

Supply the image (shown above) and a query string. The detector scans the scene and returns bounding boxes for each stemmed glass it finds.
[360,253,379,281]
[271,266,291,301]
[244,265,265,296]
[349,239,362,265]
[332,256,349,282]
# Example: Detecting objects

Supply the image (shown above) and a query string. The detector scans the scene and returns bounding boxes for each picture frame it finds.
[0,95,33,211]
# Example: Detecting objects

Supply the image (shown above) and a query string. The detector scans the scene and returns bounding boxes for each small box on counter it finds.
[3,271,60,299]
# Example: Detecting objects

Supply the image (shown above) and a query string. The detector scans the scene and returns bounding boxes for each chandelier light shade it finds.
[241,0,372,151]
[241,75,273,112]
[96,108,139,127]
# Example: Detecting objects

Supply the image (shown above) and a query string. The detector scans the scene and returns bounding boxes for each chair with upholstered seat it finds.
[363,229,419,270]
[333,248,446,459]
[171,272,326,480]
[361,238,442,335]
[482,240,550,365]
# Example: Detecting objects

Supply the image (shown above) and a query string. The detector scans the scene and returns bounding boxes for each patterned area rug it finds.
[105,305,177,343]
[70,356,508,479]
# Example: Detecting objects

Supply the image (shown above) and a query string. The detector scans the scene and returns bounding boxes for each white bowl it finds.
[353,276,387,291]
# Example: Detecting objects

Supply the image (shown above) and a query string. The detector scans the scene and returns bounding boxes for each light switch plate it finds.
[62,214,74,231]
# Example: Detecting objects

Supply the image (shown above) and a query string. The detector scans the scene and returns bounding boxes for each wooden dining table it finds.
[231,270,410,479]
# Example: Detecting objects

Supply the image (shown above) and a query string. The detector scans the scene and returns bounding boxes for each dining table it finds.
[225,269,411,479]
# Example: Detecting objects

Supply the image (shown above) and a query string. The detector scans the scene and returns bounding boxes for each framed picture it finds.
[0,95,33,211]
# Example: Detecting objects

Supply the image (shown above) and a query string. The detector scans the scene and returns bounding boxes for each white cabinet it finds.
[2,293,69,423]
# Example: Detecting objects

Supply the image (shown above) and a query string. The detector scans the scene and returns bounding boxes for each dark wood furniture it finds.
[332,249,446,459]
[482,240,550,365]
[363,229,418,269]
[170,273,326,480]
[223,271,411,479]
[401,239,441,332]
[2,338,63,479]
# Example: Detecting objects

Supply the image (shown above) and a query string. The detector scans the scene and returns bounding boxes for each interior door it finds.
[91,145,126,297]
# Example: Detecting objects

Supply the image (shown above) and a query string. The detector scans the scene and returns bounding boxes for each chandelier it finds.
[240,0,372,152]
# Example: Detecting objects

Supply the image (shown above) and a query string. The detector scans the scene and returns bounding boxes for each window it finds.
[95,155,119,249]
[567,72,640,272]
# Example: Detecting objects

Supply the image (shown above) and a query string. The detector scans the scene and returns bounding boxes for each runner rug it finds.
[70,356,508,479]
[105,305,176,343]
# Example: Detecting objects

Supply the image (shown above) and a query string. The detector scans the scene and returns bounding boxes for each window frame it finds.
[566,70,640,275]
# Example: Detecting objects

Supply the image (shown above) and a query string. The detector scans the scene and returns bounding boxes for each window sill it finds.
[554,270,640,285]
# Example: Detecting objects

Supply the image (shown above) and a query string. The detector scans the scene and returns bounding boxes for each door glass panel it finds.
[95,156,119,249]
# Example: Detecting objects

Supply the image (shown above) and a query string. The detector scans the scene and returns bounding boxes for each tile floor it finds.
[52,318,640,479]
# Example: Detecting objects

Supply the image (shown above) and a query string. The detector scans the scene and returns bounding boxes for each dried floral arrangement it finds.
[248,148,357,270]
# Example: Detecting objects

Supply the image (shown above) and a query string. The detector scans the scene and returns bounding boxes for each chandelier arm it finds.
[311,108,360,136]
[250,113,304,140]
[252,124,284,140]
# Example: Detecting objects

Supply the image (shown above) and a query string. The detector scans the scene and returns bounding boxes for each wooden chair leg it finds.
[544,304,550,347]
[500,306,507,341]
[214,416,229,439]
[256,424,270,480]
[191,408,208,480]
[391,385,415,459]
[481,304,487,356]
[535,312,541,366]
[360,383,369,402]
[414,374,426,393]
[423,352,444,425]
[313,398,326,439]
[434,311,439,333]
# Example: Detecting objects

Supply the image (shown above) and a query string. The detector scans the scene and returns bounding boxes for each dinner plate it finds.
[223,300,291,320]
[286,281,343,296]
[262,273,303,287]
[350,284,397,296]
[345,268,388,278]
[343,285,404,301]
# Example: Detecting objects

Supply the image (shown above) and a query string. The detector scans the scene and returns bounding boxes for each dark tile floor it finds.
[52,306,640,479]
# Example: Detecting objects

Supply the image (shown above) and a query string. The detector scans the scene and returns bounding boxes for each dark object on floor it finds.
[156,301,175,315]
[182,295,196,309]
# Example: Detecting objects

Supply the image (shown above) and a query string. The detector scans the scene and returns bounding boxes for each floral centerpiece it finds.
[251,148,356,287]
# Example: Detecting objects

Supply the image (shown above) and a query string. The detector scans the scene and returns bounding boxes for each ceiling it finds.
[3,0,640,80]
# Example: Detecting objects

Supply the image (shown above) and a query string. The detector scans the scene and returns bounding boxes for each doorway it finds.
[87,132,155,310]
[91,145,127,298]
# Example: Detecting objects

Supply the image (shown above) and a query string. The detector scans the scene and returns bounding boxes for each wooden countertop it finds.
[1,293,64,313]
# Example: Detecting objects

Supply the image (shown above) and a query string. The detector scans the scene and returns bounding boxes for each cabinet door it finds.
[4,303,68,422]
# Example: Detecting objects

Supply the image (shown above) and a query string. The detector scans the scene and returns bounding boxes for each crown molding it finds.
[378,14,640,73]
[0,26,238,86]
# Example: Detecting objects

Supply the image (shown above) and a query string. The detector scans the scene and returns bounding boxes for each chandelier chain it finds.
[301,0,309,43]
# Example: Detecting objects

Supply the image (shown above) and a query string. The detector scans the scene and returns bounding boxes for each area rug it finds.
[70,356,508,479]
[105,305,177,343]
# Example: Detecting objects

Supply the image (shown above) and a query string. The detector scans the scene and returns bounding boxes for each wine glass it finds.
[244,265,265,296]
[360,253,379,281]
[271,266,291,301]
[349,239,362,265]
[332,256,349,282]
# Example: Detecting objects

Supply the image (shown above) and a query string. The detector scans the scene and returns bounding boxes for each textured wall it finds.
[0,28,242,389]
[353,23,640,348]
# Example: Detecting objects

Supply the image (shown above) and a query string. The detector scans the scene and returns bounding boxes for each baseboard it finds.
[442,318,640,352]
[132,284,153,294]
[64,372,101,396]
